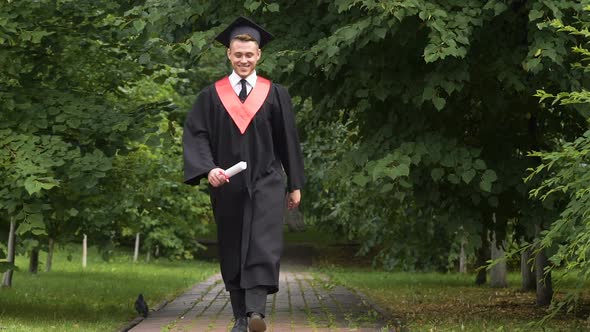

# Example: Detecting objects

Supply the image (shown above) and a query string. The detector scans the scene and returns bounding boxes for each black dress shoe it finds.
[231,317,248,332]
[248,312,266,332]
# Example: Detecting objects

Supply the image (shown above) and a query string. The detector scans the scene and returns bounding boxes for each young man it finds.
[182,17,305,332]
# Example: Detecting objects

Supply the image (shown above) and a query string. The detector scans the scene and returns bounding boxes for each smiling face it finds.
[227,39,261,79]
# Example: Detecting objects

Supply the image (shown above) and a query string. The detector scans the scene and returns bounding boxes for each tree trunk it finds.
[146,247,151,263]
[2,219,16,288]
[521,247,536,292]
[134,233,140,263]
[155,245,160,258]
[534,224,553,306]
[46,237,55,272]
[490,231,508,288]
[29,248,39,274]
[475,231,489,286]
[535,248,553,306]
[459,238,467,274]
[82,234,87,269]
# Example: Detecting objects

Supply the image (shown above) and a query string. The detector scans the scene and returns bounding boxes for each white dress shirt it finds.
[229,70,257,97]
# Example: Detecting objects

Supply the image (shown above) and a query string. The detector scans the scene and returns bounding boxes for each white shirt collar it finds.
[229,70,257,88]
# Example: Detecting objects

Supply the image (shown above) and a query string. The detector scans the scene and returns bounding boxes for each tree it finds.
[1,219,16,287]
[0,0,216,278]
[526,5,590,313]
[0,0,147,273]
[131,0,586,278]
[252,0,584,276]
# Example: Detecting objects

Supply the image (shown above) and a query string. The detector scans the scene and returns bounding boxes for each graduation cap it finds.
[215,16,274,48]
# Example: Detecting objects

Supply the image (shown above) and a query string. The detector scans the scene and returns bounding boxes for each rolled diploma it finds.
[224,161,247,178]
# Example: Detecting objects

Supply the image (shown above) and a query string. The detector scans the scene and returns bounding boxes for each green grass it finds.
[321,267,590,332]
[0,245,218,332]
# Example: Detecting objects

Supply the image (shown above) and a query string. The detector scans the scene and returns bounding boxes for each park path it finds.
[128,268,393,332]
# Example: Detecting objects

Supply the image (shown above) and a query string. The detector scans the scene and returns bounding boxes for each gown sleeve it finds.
[273,84,305,192]
[183,88,217,185]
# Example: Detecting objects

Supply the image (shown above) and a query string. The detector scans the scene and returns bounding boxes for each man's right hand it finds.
[208,168,229,187]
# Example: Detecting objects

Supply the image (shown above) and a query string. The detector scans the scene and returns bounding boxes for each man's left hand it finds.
[287,190,301,210]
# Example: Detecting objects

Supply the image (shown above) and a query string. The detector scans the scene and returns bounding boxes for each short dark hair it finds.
[231,33,259,46]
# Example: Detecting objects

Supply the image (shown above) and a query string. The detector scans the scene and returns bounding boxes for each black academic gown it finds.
[183,79,305,294]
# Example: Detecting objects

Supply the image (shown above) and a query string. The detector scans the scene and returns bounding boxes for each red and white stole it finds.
[215,76,271,134]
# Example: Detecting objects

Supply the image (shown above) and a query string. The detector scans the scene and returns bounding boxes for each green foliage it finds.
[94,115,213,258]
[0,0,140,247]
[526,6,590,316]
[268,0,586,270]
[1,0,587,281]
[0,0,213,265]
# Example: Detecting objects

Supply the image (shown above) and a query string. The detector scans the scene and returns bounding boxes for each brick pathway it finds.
[129,270,393,332]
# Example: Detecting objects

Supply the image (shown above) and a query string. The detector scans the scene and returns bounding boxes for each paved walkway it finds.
[129,270,393,332]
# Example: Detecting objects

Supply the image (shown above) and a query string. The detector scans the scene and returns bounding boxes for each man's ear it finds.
[227,48,231,60]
